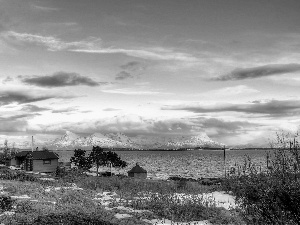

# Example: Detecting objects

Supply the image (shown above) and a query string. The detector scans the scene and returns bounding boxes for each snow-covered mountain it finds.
[131,133,222,149]
[13,131,223,150]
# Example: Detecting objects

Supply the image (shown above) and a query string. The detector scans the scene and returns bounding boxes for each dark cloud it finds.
[120,61,146,71]
[2,114,40,120]
[0,91,53,105]
[0,90,75,106]
[192,117,258,135]
[116,61,147,80]
[152,121,192,134]
[2,76,13,84]
[52,107,78,114]
[21,104,50,112]
[213,64,300,81]
[163,99,300,117]
[20,71,101,87]
[103,108,121,111]
[115,71,134,80]
[0,120,28,132]
[51,107,91,114]
[188,117,265,145]
[0,113,41,132]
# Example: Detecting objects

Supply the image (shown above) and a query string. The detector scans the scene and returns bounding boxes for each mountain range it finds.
[7,131,223,150]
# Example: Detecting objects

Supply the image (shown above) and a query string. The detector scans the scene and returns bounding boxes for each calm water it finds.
[55,150,270,179]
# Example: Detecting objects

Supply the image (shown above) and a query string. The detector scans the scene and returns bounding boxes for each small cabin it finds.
[128,163,147,179]
[12,150,59,173]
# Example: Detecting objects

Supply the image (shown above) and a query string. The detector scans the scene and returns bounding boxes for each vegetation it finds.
[70,146,128,175]
[6,136,300,224]
[70,148,92,171]
[0,196,14,212]
[0,160,238,225]
[0,139,16,164]
[223,130,300,224]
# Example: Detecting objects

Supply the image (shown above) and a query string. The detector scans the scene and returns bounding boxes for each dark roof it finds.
[15,151,59,160]
[128,163,147,173]
[15,151,31,157]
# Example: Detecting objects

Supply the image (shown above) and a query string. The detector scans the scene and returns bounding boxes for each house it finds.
[10,150,59,173]
[128,163,147,179]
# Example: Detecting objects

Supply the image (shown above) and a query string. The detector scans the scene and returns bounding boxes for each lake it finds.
[55,149,270,179]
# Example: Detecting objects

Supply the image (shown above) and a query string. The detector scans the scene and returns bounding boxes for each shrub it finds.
[33,212,114,225]
[15,200,35,213]
[224,130,300,224]
[128,192,241,224]
[0,196,14,212]
[0,169,37,182]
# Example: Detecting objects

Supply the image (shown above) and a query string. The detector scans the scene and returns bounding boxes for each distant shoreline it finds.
[8,147,274,152]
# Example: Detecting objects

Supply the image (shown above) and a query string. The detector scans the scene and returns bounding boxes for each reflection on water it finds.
[55,150,269,179]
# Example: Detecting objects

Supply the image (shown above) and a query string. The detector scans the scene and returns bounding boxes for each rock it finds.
[114,213,132,219]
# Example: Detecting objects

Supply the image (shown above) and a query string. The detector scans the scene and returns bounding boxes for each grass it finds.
[0,168,243,224]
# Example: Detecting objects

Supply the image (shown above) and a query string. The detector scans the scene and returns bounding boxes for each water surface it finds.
[55,149,269,179]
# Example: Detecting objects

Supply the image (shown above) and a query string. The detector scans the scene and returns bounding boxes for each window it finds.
[43,160,51,165]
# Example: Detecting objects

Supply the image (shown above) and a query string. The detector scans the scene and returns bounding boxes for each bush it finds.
[33,212,114,225]
[223,130,300,224]
[0,169,37,182]
[0,196,14,212]
[129,193,241,224]
[15,200,35,213]
[225,173,300,224]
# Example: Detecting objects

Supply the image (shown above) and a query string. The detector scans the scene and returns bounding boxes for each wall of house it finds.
[32,159,58,173]
[7,158,16,166]
[128,172,147,179]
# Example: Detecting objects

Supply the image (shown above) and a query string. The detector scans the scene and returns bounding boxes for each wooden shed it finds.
[13,150,59,173]
[128,163,147,179]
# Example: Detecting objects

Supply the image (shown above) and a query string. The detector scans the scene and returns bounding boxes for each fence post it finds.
[224,145,226,178]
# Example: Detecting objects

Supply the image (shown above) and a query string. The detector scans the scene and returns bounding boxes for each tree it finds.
[89,146,105,176]
[103,151,128,174]
[70,146,128,176]
[0,140,16,163]
[88,147,127,176]
[70,149,92,171]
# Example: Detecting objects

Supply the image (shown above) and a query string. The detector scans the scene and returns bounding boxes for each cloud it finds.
[36,115,196,136]
[193,85,260,98]
[51,107,91,114]
[213,64,300,81]
[2,31,101,51]
[0,90,75,106]
[103,88,169,95]
[31,4,60,11]
[120,61,147,71]
[103,108,121,111]
[115,71,134,80]
[21,104,50,112]
[0,113,41,132]
[192,117,258,135]
[2,31,197,61]
[2,76,13,84]
[52,107,78,114]
[72,47,198,62]
[20,71,101,87]
[115,61,147,80]
[0,119,28,132]
[163,99,300,117]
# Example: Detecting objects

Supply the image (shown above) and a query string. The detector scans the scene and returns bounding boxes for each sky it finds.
[1,0,300,146]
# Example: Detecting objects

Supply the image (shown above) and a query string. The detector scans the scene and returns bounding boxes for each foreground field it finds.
[0,168,243,225]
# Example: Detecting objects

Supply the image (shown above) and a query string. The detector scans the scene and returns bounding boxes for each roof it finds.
[128,163,147,173]
[15,150,59,160]
[15,151,31,157]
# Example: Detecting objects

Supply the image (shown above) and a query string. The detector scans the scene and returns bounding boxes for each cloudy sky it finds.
[1,0,300,146]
